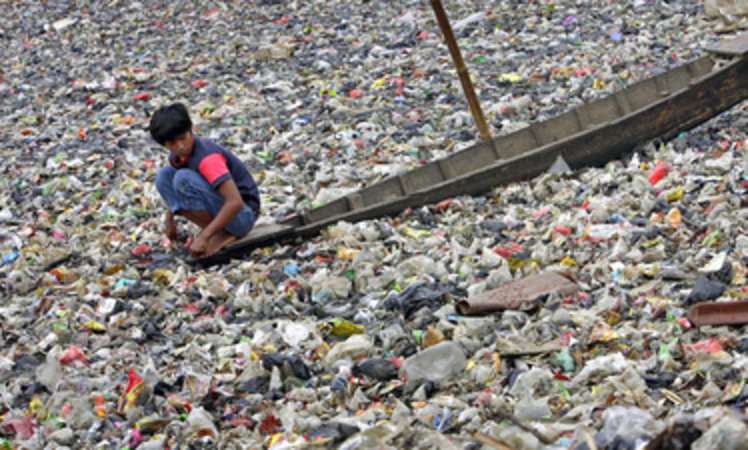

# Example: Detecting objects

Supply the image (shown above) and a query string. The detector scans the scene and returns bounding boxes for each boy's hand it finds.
[189,233,209,256]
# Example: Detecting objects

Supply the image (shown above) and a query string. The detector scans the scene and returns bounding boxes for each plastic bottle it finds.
[323,334,373,367]
[596,406,661,448]
[185,407,218,440]
[648,161,671,185]
[555,349,576,372]
[692,415,748,450]
[281,322,311,348]
[403,341,467,384]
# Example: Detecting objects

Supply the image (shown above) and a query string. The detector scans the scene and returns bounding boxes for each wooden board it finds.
[190,223,295,266]
[705,33,748,57]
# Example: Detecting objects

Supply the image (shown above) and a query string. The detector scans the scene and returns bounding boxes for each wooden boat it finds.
[196,34,748,266]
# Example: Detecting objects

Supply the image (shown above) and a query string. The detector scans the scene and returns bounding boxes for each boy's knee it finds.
[173,169,200,194]
[155,167,176,192]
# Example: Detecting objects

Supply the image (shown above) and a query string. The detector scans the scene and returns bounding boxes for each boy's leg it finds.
[172,170,258,251]
[179,210,212,229]
[205,229,238,255]
[157,167,211,229]
[155,166,181,213]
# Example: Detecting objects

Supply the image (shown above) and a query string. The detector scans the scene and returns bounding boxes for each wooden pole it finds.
[429,0,492,141]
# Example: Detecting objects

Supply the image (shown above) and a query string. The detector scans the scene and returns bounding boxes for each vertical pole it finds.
[429,0,492,142]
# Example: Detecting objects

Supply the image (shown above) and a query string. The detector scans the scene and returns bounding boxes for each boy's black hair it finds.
[149,103,192,145]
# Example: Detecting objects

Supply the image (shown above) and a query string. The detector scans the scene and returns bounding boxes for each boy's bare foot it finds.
[203,230,237,257]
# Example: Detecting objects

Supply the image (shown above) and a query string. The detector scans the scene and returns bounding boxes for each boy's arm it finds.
[199,179,244,240]
[165,210,177,240]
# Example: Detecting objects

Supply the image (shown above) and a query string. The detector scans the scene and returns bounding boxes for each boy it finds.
[149,103,260,257]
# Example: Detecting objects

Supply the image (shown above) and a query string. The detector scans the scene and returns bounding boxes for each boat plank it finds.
[705,33,748,57]
[191,223,295,265]
[194,55,748,266]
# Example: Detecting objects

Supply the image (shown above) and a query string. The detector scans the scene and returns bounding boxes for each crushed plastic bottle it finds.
[692,415,748,450]
[403,341,467,384]
[595,406,664,449]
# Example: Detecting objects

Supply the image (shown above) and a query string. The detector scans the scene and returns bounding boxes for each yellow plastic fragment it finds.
[498,73,522,83]
[328,318,365,338]
[269,433,284,447]
[403,227,431,240]
[336,246,360,261]
[422,325,444,348]
[666,186,684,202]
[371,78,387,89]
[666,208,681,228]
[83,320,106,332]
[560,256,577,267]
[152,268,173,285]
[29,397,44,418]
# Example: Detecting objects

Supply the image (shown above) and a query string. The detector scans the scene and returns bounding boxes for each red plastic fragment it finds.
[2,415,35,440]
[554,225,573,235]
[59,345,90,366]
[126,369,143,394]
[683,338,723,354]
[260,415,281,434]
[132,244,152,257]
[648,161,671,185]
[553,371,570,381]
[203,7,220,17]
[494,242,523,258]
[434,198,458,213]
[192,79,208,89]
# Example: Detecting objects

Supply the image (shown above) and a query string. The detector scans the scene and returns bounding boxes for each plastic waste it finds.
[184,407,218,441]
[0,1,745,447]
[403,341,467,384]
[324,334,373,368]
[353,358,399,381]
[649,161,671,185]
[595,406,663,449]
[686,275,726,304]
[327,318,366,338]
[692,415,748,450]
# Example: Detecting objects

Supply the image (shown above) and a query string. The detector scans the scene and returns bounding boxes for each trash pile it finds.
[1,0,748,448]
[704,0,748,32]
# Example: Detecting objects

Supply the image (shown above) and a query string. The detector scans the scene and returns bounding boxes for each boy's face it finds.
[165,131,194,162]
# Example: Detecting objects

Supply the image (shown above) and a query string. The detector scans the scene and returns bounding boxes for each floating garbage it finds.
[1,0,747,448]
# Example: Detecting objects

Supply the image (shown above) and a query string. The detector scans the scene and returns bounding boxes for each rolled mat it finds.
[457,271,578,315]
